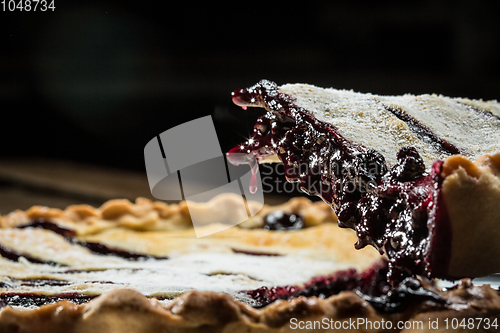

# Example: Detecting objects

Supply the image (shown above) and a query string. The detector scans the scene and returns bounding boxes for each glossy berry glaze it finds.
[0,292,97,308]
[263,211,304,230]
[244,260,447,312]
[228,80,452,285]
[244,261,389,308]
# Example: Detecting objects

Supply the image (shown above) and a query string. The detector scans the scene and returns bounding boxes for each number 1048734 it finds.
[1,0,55,11]
[444,317,498,330]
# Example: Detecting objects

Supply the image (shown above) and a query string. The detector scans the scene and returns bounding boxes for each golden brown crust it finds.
[0,193,337,235]
[440,153,500,278]
[1,285,499,333]
[0,197,190,234]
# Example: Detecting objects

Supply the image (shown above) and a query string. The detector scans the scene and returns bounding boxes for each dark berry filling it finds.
[0,292,97,308]
[243,260,446,313]
[0,291,177,308]
[9,278,73,287]
[73,240,168,260]
[243,262,387,308]
[459,102,500,121]
[263,211,304,231]
[17,219,77,238]
[1,277,116,288]
[14,220,168,261]
[228,80,453,284]
[0,244,60,266]
[355,276,447,313]
[382,106,461,155]
[231,249,282,256]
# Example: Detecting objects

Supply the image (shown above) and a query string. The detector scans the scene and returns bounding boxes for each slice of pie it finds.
[229,79,500,283]
[1,194,499,332]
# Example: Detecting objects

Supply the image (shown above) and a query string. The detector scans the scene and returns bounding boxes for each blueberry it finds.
[263,211,304,231]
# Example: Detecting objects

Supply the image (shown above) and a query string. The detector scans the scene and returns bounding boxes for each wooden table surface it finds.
[0,158,292,214]
[0,158,154,214]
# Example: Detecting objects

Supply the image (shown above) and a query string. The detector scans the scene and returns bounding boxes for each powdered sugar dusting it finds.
[0,228,355,308]
[379,93,500,162]
[280,84,500,169]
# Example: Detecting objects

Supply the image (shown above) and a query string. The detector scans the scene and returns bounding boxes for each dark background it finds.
[1,0,499,172]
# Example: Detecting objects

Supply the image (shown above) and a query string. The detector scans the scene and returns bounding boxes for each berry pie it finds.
[1,80,500,332]
[230,80,500,283]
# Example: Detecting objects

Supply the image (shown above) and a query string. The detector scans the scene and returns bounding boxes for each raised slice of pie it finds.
[1,194,499,332]
[229,79,500,283]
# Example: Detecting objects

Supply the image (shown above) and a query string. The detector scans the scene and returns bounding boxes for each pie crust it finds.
[1,281,499,333]
[0,194,337,234]
[0,194,499,332]
[439,154,500,278]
